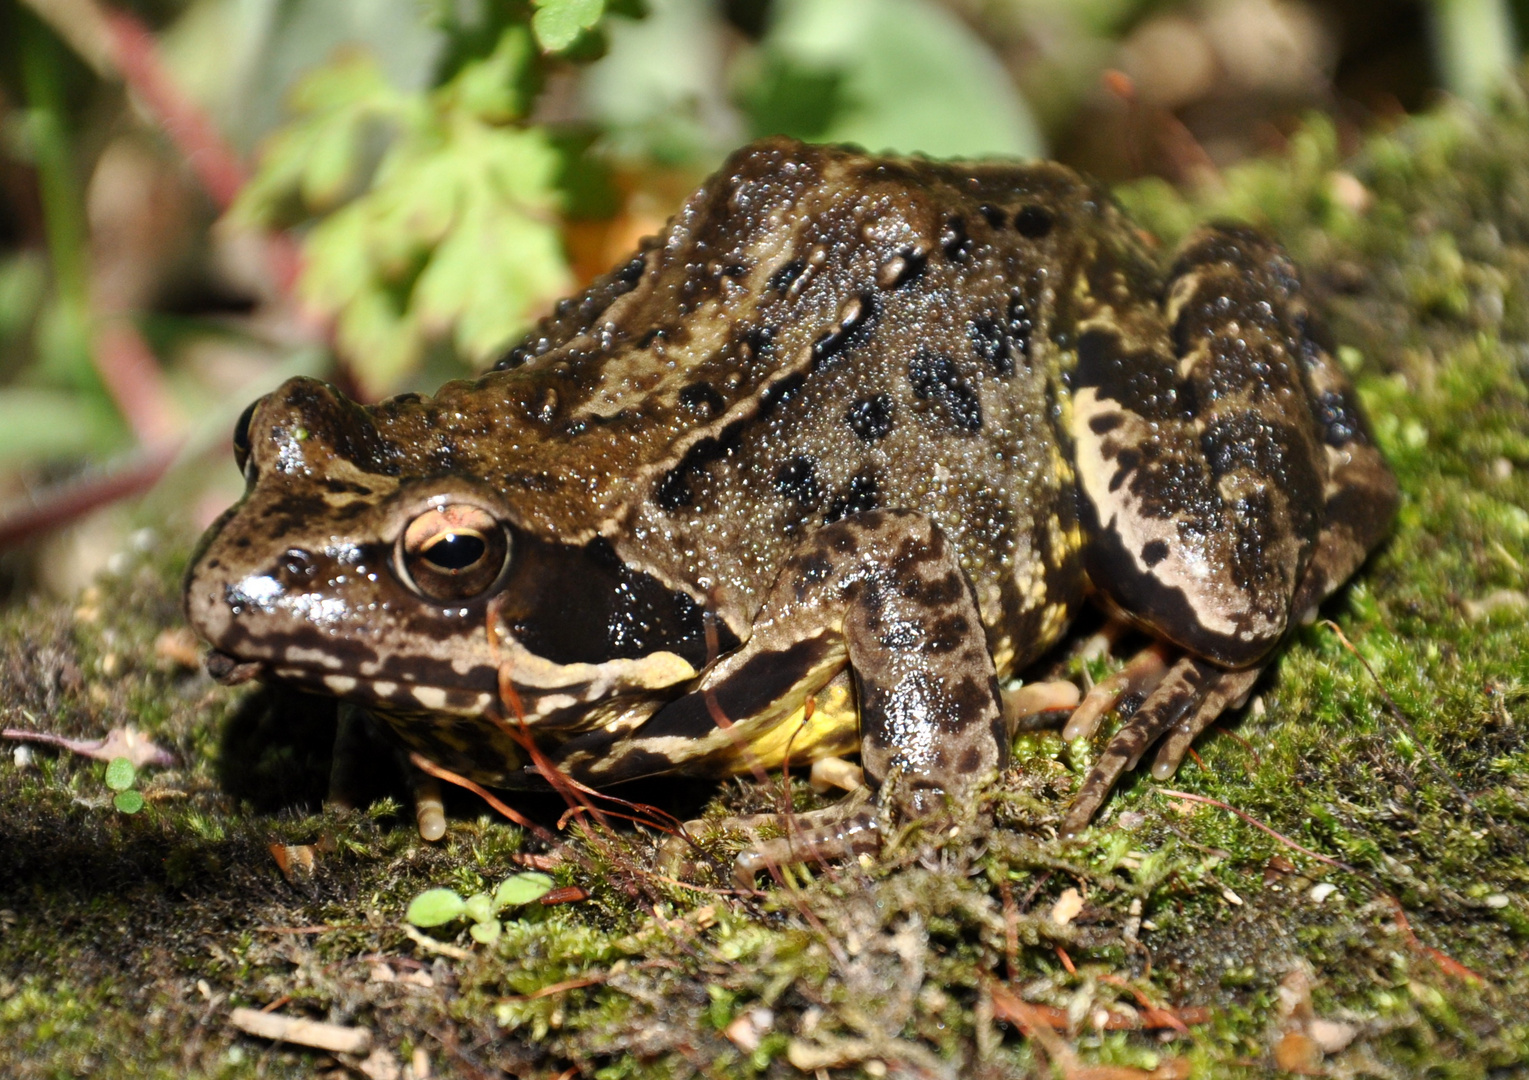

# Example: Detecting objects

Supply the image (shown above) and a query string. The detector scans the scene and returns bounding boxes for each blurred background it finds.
[0,0,1522,600]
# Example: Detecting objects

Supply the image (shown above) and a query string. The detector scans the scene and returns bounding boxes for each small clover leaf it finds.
[104,756,136,792]
[113,790,145,814]
[406,888,467,928]
[494,871,555,909]
[463,892,496,925]
[469,919,503,945]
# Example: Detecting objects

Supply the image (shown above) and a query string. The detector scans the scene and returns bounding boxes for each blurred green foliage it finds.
[231,22,574,391]
[0,0,1526,483]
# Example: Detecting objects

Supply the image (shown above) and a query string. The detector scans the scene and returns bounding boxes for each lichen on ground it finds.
[2,96,1529,1079]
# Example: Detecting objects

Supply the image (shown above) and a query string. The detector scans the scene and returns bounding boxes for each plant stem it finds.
[1428,0,1520,105]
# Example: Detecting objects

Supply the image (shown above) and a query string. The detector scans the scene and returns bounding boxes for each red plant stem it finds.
[1156,788,1356,874]
[94,318,179,445]
[101,9,246,210]
[0,443,179,549]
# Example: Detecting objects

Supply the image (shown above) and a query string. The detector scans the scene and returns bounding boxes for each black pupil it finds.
[422,531,487,571]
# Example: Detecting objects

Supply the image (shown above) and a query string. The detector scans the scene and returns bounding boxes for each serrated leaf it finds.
[532,0,606,52]
[494,872,555,909]
[469,919,503,944]
[105,757,136,792]
[406,888,466,927]
[449,26,535,121]
[113,790,145,814]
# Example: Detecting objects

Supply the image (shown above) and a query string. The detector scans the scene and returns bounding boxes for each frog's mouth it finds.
[204,649,264,686]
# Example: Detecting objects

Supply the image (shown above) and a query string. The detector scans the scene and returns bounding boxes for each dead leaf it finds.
[1,725,174,768]
[1049,887,1085,926]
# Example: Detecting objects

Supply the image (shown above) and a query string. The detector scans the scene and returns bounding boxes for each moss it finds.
[6,96,1529,1077]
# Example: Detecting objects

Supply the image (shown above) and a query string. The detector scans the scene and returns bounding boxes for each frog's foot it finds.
[1060,641,1173,743]
[327,704,449,840]
[659,791,880,887]
[1060,656,1259,837]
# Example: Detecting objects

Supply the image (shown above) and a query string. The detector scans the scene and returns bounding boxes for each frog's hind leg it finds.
[1063,225,1397,835]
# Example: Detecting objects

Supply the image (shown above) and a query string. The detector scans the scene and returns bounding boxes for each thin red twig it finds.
[102,9,246,210]
[1386,895,1486,983]
[1156,788,1356,874]
[0,444,179,549]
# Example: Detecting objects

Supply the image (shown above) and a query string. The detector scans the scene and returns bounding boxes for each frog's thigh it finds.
[693,509,1004,815]
[1072,224,1327,666]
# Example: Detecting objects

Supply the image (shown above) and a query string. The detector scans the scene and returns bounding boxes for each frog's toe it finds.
[659,797,881,887]
[729,807,880,888]
[411,770,447,841]
[1061,656,1259,837]
[1061,642,1173,742]
[1147,667,1259,780]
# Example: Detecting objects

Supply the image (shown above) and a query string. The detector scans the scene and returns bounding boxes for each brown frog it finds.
[184,137,1397,867]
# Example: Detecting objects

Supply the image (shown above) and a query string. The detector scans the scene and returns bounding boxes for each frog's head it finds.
[184,376,712,725]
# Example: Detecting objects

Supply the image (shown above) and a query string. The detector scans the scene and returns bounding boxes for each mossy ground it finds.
[3,98,1529,1079]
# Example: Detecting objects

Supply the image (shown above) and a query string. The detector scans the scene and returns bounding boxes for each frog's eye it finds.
[232,398,261,477]
[397,504,510,601]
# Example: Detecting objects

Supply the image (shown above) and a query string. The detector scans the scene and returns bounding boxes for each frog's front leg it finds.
[655,509,1005,878]
[1063,225,1397,834]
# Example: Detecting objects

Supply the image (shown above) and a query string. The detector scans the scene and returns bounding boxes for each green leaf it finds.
[532,0,606,52]
[104,757,136,792]
[113,790,145,814]
[406,888,467,927]
[494,871,555,909]
[469,919,503,944]
[448,26,536,121]
[463,891,496,924]
[743,0,1042,159]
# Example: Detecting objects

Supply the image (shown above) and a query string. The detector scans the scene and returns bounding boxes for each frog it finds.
[184,136,1397,870]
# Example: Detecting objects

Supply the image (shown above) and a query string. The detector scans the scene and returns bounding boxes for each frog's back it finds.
[431,138,1152,673]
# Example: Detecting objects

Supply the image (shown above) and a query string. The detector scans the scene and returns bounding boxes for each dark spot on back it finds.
[940,216,973,262]
[1141,539,1170,566]
[742,323,775,360]
[768,259,805,295]
[885,248,927,289]
[653,434,731,512]
[617,255,646,284]
[1088,413,1124,435]
[679,382,725,418]
[826,473,880,523]
[959,746,984,773]
[775,456,822,508]
[1008,295,1033,366]
[846,394,894,441]
[812,291,878,365]
[908,348,983,432]
[654,468,693,511]
[979,203,1006,229]
[1108,447,1141,492]
[1013,205,1054,238]
[758,369,806,417]
[968,317,1011,376]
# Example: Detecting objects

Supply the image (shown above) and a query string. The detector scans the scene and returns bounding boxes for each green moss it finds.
[7,96,1529,1078]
